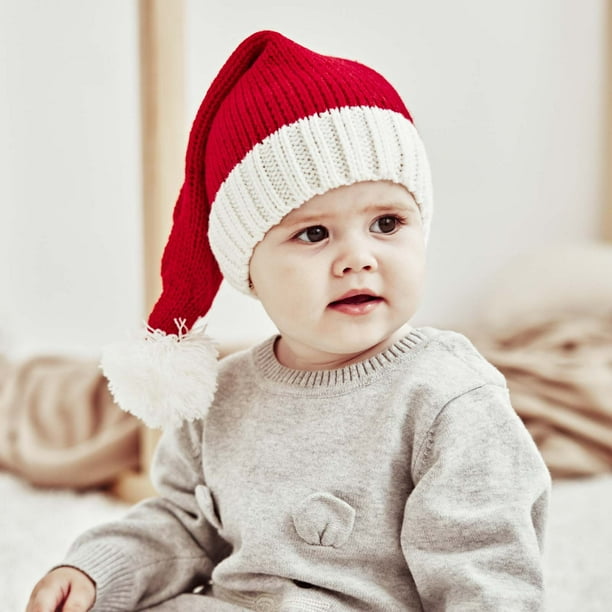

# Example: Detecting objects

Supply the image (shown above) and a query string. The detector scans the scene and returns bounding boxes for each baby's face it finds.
[249,180,426,370]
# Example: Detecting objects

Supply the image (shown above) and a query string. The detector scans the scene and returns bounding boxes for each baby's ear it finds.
[248,277,258,297]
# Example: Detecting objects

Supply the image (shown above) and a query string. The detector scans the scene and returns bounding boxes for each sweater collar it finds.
[252,328,429,390]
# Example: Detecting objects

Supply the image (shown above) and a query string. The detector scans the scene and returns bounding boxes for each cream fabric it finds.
[209,106,432,293]
[0,354,140,488]
[471,243,612,477]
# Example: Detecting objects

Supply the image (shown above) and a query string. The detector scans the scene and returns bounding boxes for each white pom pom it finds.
[100,317,218,429]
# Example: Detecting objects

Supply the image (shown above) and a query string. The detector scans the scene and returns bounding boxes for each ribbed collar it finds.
[251,328,430,392]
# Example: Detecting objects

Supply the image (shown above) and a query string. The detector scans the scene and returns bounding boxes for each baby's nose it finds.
[332,237,378,276]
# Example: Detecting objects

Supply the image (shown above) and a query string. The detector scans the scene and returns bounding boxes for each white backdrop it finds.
[0,0,607,356]
[0,0,142,358]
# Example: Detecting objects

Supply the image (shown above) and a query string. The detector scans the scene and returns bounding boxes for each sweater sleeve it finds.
[401,383,550,612]
[62,420,230,612]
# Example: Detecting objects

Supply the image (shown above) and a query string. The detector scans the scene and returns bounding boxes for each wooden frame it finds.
[605,1,612,241]
[112,0,185,502]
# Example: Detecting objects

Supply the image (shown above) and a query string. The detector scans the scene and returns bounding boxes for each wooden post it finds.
[112,0,186,503]
[605,1,612,241]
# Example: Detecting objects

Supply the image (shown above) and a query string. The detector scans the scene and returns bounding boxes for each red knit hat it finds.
[101,30,433,428]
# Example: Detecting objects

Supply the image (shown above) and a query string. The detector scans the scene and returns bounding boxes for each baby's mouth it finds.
[329,294,382,307]
[328,292,384,315]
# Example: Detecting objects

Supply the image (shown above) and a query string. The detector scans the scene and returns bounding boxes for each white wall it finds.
[187,0,608,342]
[1,0,607,357]
[0,0,143,358]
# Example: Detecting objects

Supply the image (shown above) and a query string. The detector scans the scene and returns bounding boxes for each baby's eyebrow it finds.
[281,212,330,228]
[362,201,419,215]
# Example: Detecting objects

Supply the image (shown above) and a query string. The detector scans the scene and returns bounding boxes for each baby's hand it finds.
[26,566,96,612]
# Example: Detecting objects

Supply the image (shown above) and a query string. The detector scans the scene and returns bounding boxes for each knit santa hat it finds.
[101,30,433,429]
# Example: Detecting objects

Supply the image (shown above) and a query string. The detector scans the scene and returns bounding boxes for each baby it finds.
[27,31,550,611]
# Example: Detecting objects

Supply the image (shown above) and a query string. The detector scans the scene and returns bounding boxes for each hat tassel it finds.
[100,317,218,429]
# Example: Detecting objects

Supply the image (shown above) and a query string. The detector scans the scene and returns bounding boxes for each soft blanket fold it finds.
[470,243,612,477]
[476,315,612,477]
[0,354,139,488]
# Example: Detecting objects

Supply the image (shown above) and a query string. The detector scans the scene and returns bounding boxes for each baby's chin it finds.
[280,326,413,371]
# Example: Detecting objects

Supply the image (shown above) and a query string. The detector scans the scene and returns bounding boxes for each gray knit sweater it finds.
[64,327,550,611]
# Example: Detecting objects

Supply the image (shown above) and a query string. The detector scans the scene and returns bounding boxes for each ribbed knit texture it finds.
[209,106,432,293]
[148,30,432,333]
[252,328,427,388]
[203,32,413,203]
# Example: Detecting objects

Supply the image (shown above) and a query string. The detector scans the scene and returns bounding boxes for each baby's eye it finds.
[370,215,402,234]
[295,225,329,243]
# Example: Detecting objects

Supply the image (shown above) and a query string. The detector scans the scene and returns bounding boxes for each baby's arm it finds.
[402,383,550,611]
[28,420,228,611]
[26,566,95,612]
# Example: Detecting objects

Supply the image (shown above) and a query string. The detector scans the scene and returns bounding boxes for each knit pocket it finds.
[195,484,223,531]
[292,492,355,548]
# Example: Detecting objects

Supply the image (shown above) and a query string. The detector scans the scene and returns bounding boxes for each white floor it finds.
[1,472,128,611]
[2,471,611,611]
[542,475,612,611]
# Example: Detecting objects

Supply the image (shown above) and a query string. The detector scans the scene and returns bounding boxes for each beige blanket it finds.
[471,243,612,478]
[477,316,612,477]
[0,354,139,488]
